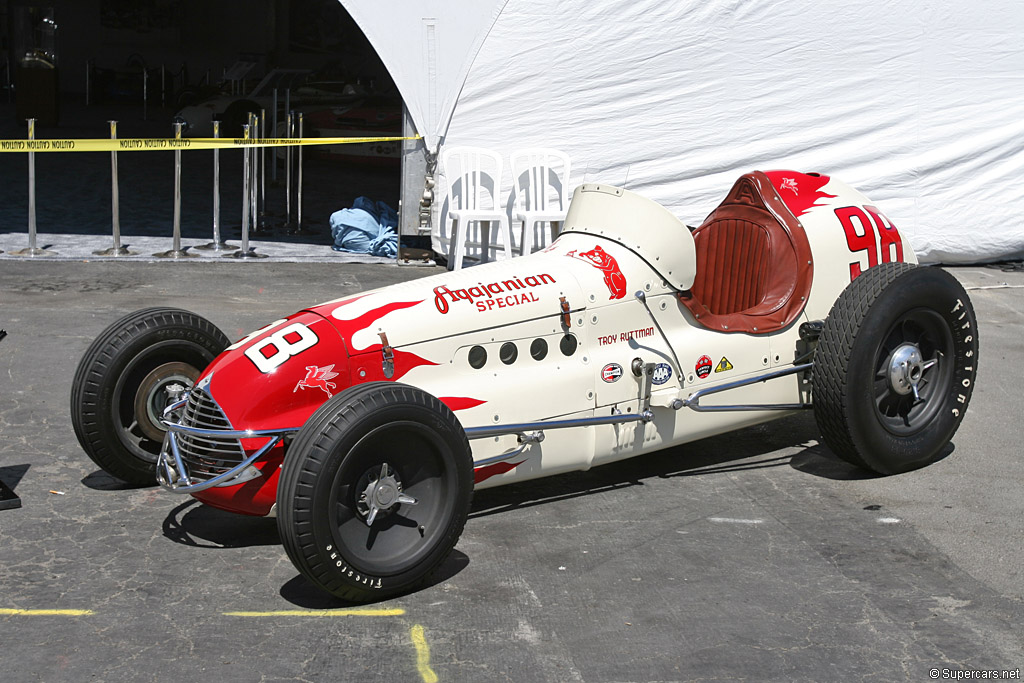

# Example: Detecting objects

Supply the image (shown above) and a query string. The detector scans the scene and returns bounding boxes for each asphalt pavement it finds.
[1,259,1021,682]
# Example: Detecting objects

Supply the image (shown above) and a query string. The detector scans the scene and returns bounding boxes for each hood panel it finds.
[305,240,667,356]
[198,311,349,431]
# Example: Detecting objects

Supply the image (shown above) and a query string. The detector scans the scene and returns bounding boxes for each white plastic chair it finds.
[441,146,513,270]
[510,148,572,256]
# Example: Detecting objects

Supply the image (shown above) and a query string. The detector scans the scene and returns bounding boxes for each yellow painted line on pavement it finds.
[223,608,405,617]
[0,608,93,616]
[411,624,439,683]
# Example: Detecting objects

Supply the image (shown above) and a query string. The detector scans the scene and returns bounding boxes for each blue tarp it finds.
[330,197,398,258]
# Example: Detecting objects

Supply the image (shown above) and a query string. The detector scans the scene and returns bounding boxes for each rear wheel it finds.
[813,263,978,474]
[277,382,473,601]
[71,308,229,485]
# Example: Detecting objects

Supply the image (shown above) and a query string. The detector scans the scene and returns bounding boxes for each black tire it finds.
[813,263,978,474]
[71,308,229,486]
[277,382,473,602]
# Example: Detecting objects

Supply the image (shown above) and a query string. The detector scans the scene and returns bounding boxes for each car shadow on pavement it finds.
[0,463,30,489]
[468,413,958,517]
[470,412,824,519]
[791,441,955,480]
[277,549,471,610]
[161,498,280,548]
[81,469,155,491]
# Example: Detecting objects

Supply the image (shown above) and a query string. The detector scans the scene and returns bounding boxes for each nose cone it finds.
[198,311,351,431]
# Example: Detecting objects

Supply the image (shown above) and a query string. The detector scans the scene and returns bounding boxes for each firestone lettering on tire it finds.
[325,545,384,589]
[950,299,975,417]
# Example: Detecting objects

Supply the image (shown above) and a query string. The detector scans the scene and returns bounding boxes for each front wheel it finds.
[71,308,229,485]
[277,382,473,602]
[813,263,978,474]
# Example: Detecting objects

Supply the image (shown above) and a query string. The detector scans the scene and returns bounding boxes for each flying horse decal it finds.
[294,364,339,397]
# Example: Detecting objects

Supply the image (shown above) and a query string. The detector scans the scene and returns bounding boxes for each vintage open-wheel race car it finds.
[71,170,979,602]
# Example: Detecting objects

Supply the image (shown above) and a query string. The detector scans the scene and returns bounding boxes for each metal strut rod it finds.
[465,410,653,443]
[680,363,814,412]
[466,411,654,468]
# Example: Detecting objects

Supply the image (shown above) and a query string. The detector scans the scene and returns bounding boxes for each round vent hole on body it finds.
[560,334,578,356]
[500,342,518,365]
[468,345,487,369]
[530,338,548,361]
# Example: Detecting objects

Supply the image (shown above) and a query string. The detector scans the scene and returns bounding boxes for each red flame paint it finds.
[474,460,524,485]
[440,396,487,412]
[327,299,438,382]
[331,299,424,351]
[764,171,835,217]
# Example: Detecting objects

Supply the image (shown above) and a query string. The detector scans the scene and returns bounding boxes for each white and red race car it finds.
[71,171,979,602]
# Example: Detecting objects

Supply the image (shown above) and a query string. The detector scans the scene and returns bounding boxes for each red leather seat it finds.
[680,171,813,334]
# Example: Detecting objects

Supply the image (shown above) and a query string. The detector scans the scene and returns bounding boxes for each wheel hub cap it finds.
[888,343,926,400]
[357,463,418,527]
[134,362,199,441]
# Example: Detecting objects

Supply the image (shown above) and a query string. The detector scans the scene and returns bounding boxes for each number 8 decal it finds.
[243,322,319,373]
[835,205,904,281]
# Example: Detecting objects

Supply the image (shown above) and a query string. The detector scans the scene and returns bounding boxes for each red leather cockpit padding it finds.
[679,171,813,334]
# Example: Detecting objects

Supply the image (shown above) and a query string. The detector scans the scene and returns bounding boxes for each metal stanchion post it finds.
[270,89,278,184]
[280,111,294,230]
[154,122,197,258]
[258,108,268,228]
[291,112,315,235]
[142,69,148,121]
[196,120,235,251]
[12,119,54,256]
[85,60,90,106]
[248,113,261,233]
[95,121,134,256]
[227,124,267,259]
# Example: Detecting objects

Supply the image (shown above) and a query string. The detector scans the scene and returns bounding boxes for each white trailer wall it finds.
[342,0,1024,264]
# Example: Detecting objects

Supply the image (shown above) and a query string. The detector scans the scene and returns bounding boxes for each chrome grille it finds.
[177,387,247,480]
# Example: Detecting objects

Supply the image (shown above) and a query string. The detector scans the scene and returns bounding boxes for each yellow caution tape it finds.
[0,135,420,153]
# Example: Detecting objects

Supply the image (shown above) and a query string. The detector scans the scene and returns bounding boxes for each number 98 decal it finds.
[229,319,320,373]
[835,205,904,281]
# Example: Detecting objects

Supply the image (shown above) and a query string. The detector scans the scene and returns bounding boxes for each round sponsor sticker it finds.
[695,355,713,379]
[652,362,672,385]
[601,363,623,383]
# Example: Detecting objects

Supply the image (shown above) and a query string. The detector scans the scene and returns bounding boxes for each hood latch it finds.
[379,332,395,379]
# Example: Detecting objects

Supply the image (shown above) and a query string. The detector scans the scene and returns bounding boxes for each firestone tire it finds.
[813,263,978,474]
[277,382,473,602]
[70,308,229,486]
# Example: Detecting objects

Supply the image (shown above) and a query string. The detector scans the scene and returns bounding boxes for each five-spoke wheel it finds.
[277,382,473,601]
[814,263,978,474]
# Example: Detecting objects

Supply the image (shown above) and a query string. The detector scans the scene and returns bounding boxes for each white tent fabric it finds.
[341,0,1024,264]
[340,0,507,151]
